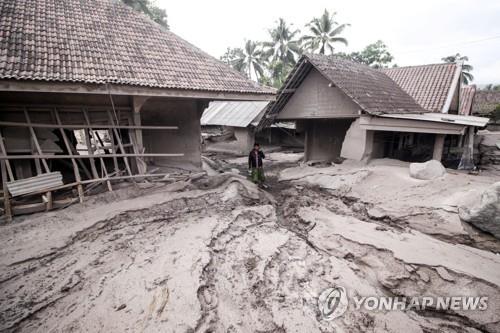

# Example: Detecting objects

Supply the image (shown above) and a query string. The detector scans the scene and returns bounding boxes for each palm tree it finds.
[263,18,302,67]
[442,53,474,84]
[302,10,349,55]
[232,40,265,81]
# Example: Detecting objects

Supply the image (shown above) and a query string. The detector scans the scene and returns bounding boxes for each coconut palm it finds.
[263,18,302,67]
[232,40,265,81]
[302,10,349,55]
[442,53,474,84]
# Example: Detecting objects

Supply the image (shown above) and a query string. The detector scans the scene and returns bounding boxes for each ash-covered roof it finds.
[382,63,460,112]
[258,54,424,129]
[472,90,500,115]
[307,54,424,114]
[201,101,269,128]
[459,85,476,116]
[0,0,272,95]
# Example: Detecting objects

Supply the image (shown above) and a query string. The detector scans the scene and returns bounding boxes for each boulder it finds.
[459,182,500,239]
[409,160,446,180]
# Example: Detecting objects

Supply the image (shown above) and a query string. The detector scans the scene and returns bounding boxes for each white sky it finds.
[159,0,500,85]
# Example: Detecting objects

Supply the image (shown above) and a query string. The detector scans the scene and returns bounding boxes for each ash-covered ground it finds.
[1,152,499,333]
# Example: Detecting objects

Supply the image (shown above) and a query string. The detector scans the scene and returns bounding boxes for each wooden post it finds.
[82,109,112,192]
[433,134,446,161]
[24,108,53,210]
[53,109,85,203]
[23,108,50,173]
[1,160,12,222]
[81,110,99,179]
[0,129,14,181]
[107,110,133,177]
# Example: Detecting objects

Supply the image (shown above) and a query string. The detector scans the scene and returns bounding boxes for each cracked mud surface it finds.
[1,154,499,332]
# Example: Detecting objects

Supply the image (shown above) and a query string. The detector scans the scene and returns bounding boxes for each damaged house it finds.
[201,101,269,153]
[259,54,488,165]
[201,101,302,154]
[0,0,273,218]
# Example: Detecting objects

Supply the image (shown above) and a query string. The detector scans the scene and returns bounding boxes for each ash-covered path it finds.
[1,154,499,332]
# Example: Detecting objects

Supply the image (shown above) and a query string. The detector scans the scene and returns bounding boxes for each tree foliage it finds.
[229,40,266,81]
[220,10,394,87]
[442,53,474,84]
[484,84,500,91]
[302,10,349,55]
[122,0,169,29]
[347,40,394,68]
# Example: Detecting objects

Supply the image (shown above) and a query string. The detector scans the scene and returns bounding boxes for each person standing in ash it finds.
[248,143,265,185]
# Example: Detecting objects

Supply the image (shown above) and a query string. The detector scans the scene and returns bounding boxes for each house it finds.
[201,101,302,154]
[471,90,500,130]
[201,101,268,153]
[259,54,488,166]
[0,0,273,215]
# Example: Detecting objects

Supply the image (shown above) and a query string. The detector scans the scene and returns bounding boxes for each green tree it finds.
[232,40,266,81]
[484,84,500,91]
[122,0,169,29]
[220,47,246,73]
[441,53,473,84]
[263,18,302,67]
[490,104,500,123]
[302,9,349,55]
[348,40,394,68]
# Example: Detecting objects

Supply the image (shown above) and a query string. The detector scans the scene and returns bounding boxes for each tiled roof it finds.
[258,54,424,129]
[306,54,424,114]
[382,63,459,112]
[201,101,269,127]
[472,90,500,115]
[0,0,272,95]
[459,85,476,115]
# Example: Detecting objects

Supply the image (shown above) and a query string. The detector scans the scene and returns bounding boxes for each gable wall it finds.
[277,69,360,119]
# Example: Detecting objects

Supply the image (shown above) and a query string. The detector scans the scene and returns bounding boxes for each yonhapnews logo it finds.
[318,286,349,321]
[318,285,488,321]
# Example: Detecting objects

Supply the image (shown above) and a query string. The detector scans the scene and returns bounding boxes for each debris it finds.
[435,266,455,282]
[416,269,430,283]
[116,304,127,311]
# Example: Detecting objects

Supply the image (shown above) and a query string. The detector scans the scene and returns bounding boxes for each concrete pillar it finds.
[433,134,446,161]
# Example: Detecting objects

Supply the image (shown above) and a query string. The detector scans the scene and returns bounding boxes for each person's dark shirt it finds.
[248,150,265,168]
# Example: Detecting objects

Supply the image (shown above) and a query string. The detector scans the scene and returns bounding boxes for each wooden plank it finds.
[1,160,12,222]
[81,109,100,180]
[53,109,85,203]
[107,110,133,177]
[0,129,14,181]
[23,108,50,172]
[0,80,276,101]
[0,153,184,160]
[83,109,112,192]
[0,121,178,130]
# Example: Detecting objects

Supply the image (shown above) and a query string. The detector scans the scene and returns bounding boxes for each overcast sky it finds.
[159,0,500,85]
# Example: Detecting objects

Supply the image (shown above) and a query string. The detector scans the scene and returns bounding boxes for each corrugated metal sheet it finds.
[7,172,63,197]
[201,101,269,128]
[380,113,490,127]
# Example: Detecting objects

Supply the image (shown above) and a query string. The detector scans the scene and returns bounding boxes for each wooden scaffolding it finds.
[0,104,183,221]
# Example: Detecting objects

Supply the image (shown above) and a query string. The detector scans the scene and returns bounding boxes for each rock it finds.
[459,182,500,239]
[409,160,446,180]
[367,207,387,219]
[435,266,455,282]
[416,269,430,283]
